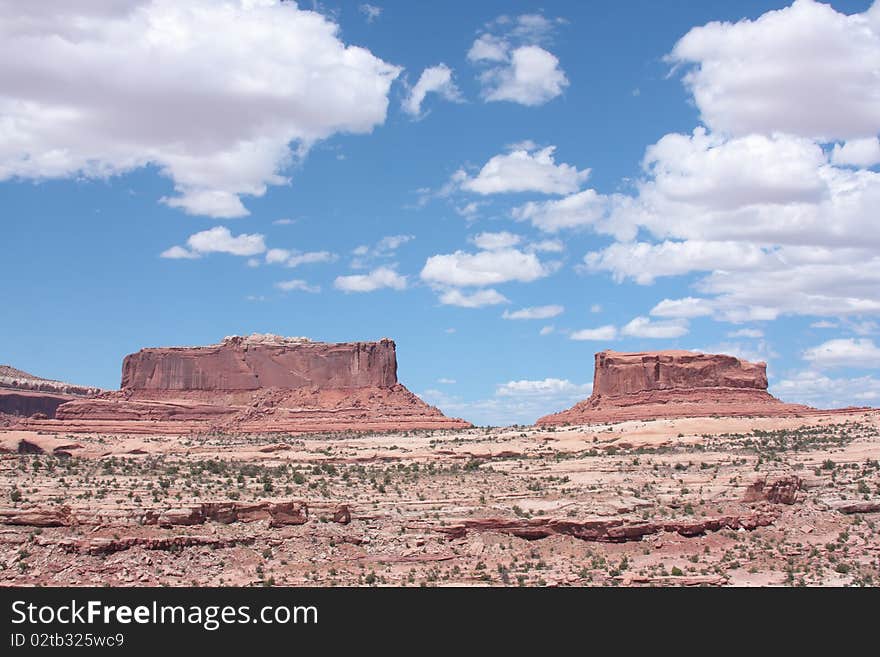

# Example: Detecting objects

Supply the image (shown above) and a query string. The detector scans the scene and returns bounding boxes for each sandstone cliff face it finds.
[121,336,398,391]
[39,334,469,434]
[592,350,767,396]
[538,350,815,426]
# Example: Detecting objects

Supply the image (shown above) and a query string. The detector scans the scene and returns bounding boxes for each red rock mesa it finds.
[537,350,820,426]
[30,334,469,434]
[0,365,102,423]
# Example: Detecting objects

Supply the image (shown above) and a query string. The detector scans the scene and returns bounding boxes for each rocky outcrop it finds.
[0,365,101,418]
[31,334,469,434]
[743,476,803,505]
[121,334,397,390]
[537,350,822,426]
[434,511,779,542]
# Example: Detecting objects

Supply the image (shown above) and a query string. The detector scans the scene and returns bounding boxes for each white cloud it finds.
[266,248,290,265]
[467,15,568,106]
[359,3,382,23]
[437,378,456,385]
[160,245,200,260]
[467,34,509,63]
[471,231,522,251]
[831,137,880,168]
[275,279,320,293]
[421,374,590,426]
[438,288,509,308]
[773,370,880,408]
[421,248,552,287]
[621,316,689,339]
[402,64,462,116]
[162,226,266,259]
[334,266,407,293]
[265,249,337,267]
[496,378,590,397]
[512,189,608,233]
[590,304,602,313]
[479,45,568,106]
[650,297,714,319]
[811,320,838,329]
[460,145,589,195]
[502,305,564,320]
[586,127,880,321]
[585,240,769,285]
[727,328,764,339]
[570,325,618,341]
[273,218,295,226]
[803,338,880,369]
[0,0,401,217]
[539,325,555,336]
[669,0,880,141]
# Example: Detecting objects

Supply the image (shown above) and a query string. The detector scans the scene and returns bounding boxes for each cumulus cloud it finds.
[479,46,568,106]
[275,279,320,293]
[803,338,880,369]
[512,189,609,234]
[570,325,618,341]
[773,370,880,408]
[496,378,590,397]
[460,145,589,195]
[334,266,407,293]
[621,316,689,339]
[438,288,509,308]
[502,305,564,320]
[402,64,462,117]
[831,137,880,168]
[585,240,769,285]
[421,248,552,287]
[650,297,714,319]
[669,0,880,140]
[160,245,201,260]
[162,226,266,259]
[586,127,880,321]
[0,0,400,217]
[467,14,568,106]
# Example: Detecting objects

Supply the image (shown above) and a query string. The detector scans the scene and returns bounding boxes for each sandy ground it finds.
[1,411,878,587]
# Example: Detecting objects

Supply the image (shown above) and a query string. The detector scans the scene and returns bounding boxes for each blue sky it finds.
[2,0,880,425]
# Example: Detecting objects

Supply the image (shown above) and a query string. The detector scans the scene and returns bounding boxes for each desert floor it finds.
[1,412,879,586]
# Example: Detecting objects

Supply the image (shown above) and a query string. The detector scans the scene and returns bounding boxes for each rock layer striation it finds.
[537,350,830,425]
[0,365,101,419]
[32,334,468,434]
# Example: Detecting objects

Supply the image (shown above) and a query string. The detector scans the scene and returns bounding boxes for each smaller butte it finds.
[537,349,868,426]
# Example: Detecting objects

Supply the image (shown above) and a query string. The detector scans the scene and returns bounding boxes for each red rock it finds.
[743,476,803,505]
[435,512,778,542]
[536,350,858,425]
[28,334,470,434]
[0,506,75,527]
[0,365,102,419]
[333,504,352,524]
[121,335,397,391]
